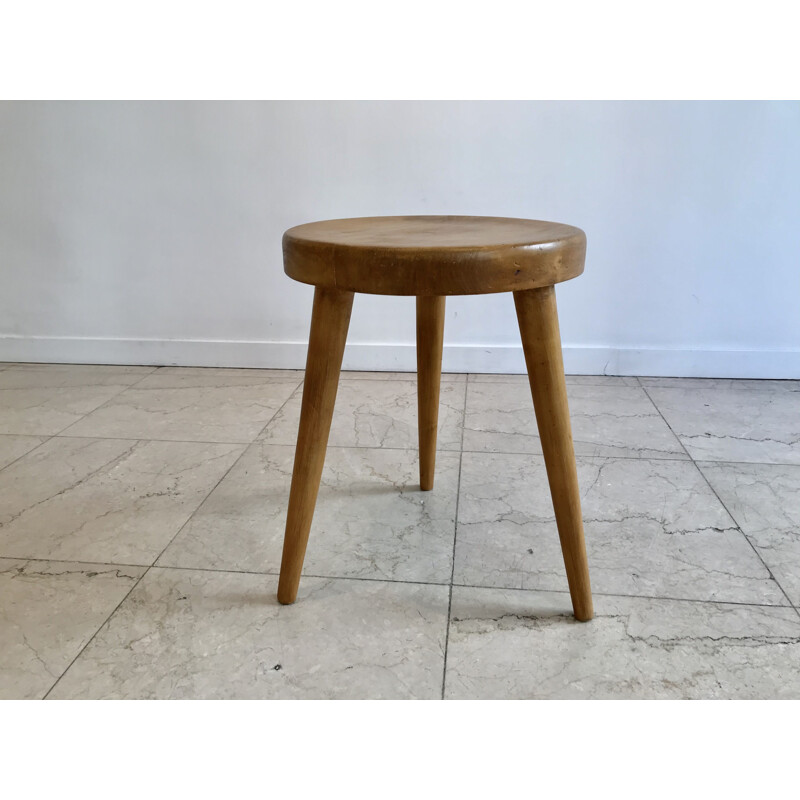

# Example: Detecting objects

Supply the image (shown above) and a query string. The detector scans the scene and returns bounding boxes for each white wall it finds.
[1,101,798,377]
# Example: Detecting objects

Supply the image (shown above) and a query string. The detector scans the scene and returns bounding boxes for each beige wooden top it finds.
[283,215,586,296]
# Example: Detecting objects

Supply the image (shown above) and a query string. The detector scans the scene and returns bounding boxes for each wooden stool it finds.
[277,216,593,621]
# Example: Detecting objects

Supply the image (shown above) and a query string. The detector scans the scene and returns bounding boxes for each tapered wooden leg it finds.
[278,287,354,604]
[416,295,446,491]
[514,286,593,621]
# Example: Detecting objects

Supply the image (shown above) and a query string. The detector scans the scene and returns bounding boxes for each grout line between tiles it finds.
[4,430,800,466]
[3,554,449,586]
[641,384,800,617]
[639,386,695,462]
[451,582,798,609]
[10,551,796,612]
[98,380,306,392]
[5,428,800,468]
[51,433,281,446]
[441,377,469,699]
[467,377,643,387]
[0,435,58,476]
[691,458,800,469]
[2,363,159,373]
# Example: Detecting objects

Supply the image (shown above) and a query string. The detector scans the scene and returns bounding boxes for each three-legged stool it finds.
[277,216,593,621]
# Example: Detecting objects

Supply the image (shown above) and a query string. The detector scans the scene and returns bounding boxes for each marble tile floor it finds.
[0,363,798,699]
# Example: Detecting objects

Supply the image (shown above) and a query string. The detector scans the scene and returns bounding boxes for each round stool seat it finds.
[283,215,586,296]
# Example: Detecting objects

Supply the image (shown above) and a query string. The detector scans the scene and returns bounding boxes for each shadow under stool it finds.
[277,215,594,621]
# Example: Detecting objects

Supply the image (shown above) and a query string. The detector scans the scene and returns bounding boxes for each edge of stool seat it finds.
[283,216,586,296]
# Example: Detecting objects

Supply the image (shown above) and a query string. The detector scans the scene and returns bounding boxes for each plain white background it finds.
[1,100,798,376]
[2,1,797,794]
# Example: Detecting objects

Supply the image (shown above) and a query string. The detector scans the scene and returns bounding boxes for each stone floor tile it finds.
[0,437,244,564]
[0,434,47,471]
[0,559,144,699]
[463,381,687,459]
[0,385,132,436]
[645,385,800,464]
[59,381,299,443]
[445,586,800,699]
[159,443,460,584]
[0,364,155,389]
[699,461,800,606]
[454,452,785,605]
[261,379,466,450]
[49,569,449,699]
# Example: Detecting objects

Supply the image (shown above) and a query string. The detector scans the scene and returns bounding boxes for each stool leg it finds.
[513,286,593,621]
[416,295,446,491]
[278,286,354,605]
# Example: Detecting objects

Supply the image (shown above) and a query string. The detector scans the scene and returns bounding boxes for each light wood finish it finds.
[514,286,593,621]
[277,286,354,605]
[416,295,446,491]
[279,215,593,622]
[284,215,585,296]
